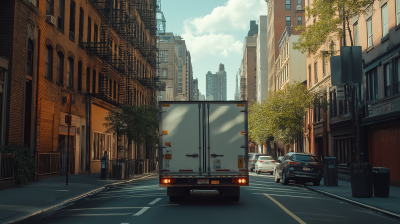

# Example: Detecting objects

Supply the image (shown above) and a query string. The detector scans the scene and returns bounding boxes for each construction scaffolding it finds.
[84,0,159,106]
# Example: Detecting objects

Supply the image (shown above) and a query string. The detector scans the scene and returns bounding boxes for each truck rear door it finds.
[206,102,247,175]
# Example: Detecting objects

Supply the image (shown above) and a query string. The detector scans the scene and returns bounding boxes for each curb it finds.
[7,172,158,224]
[305,186,400,220]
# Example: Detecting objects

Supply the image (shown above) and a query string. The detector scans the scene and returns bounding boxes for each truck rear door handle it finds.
[211,154,224,157]
[185,154,199,157]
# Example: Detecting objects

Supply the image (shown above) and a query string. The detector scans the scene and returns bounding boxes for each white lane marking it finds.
[133,207,150,216]
[148,198,162,205]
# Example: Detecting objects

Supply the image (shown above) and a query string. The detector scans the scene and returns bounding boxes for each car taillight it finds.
[271,161,275,163]
[161,178,175,184]
[259,160,263,163]
[289,161,300,165]
[251,160,254,162]
[233,178,248,184]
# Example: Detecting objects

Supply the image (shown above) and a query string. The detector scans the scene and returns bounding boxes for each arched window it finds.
[77,61,82,91]
[67,57,74,89]
[45,46,53,80]
[57,52,64,84]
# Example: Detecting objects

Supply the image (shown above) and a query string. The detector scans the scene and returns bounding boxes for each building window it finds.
[108,79,112,97]
[384,63,391,97]
[396,58,400,93]
[78,8,84,44]
[160,50,168,63]
[367,68,378,101]
[297,0,301,6]
[367,18,373,48]
[286,16,291,26]
[58,0,65,31]
[92,69,96,93]
[286,0,290,9]
[27,39,34,78]
[314,62,318,83]
[46,0,54,15]
[77,61,82,91]
[45,46,53,80]
[162,68,167,78]
[87,17,91,43]
[354,23,359,46]
[86,67,90,93]
[323,58,326,76]
[56,52,64,84]
[298,16,302,25]
[69,0,76,41]
[382,4,388,37]
[397,0,400,26]
[67,58,74,89]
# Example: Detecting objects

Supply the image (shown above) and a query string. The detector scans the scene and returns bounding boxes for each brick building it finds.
[0,0,158,176]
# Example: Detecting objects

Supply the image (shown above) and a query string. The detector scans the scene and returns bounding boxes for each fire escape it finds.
[84,0,160,106]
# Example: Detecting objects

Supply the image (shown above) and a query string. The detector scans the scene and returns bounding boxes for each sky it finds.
[161,0,268,100]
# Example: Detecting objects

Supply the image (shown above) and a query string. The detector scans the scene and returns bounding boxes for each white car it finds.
[255,156,275,175]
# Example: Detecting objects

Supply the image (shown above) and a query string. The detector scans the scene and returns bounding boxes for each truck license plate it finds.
[303,168,311,171]
[197,179,209,184]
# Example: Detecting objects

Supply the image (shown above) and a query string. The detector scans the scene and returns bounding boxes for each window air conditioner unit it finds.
[46,15,56,25]
[297,6,302,10]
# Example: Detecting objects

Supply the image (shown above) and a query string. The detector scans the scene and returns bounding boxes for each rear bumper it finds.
[159,177,249,188]
[288,172,322,181]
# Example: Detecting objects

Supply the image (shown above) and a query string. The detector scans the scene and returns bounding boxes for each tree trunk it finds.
[346,17,353,46]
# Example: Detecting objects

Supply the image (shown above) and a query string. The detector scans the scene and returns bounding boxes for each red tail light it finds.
[271,161,275,163]
[233,178,248,184]
[289,161,300,165]
[259,160,264,163]
[251,160,254,162]
[161,178,175,184]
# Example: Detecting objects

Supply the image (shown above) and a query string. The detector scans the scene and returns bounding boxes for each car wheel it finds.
[313,180,320,186]
[274,170,280,183]
[282,170,289,185]
[270,172,273,175]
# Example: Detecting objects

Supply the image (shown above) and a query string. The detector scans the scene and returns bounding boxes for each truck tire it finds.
[282,170,289,185]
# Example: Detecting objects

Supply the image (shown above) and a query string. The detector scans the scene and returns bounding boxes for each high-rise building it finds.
[206,64,227,101]
[266,0,305,91]
[240,21,258,103]
[234,73,240,101]
[158,33,179,101]
[174,36,192,101]
[257,16,269,102]
[192,78,199,101]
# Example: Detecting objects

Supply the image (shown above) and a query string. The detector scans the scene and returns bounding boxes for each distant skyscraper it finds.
[206,64,227,101]
[234,73,240,100]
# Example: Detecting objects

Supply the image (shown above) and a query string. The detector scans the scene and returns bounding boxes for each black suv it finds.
[274,152,322,186]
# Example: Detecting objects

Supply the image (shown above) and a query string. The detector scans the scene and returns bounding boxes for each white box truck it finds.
[158,101,249,201]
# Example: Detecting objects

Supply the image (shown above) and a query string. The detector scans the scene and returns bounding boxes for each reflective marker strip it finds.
[216,169,230,171]
[264,194,306,224]
[133,207,150,216]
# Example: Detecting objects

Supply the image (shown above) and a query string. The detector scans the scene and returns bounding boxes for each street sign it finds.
[337,85,345,101]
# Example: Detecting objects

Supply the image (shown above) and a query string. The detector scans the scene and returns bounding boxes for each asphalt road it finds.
[25,173,399,224]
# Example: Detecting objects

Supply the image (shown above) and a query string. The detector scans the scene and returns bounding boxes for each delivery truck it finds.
[158,101,249,201]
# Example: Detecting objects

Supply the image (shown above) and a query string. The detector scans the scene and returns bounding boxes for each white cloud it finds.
[181,0,268,61]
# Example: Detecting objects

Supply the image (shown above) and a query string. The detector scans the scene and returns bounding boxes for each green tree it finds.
[293,0,374,57]
[104,104,159,158]
[248,82,314,151]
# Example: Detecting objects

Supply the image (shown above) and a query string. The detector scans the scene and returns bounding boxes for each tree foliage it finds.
[104,104,159,145]
[293,0,374,57]
[248,82,314,146]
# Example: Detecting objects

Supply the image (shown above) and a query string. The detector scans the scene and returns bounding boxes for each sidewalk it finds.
[306,178,400,218]
[0,172,157,224]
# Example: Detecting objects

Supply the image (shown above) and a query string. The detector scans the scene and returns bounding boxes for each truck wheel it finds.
[282,170,289,185]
